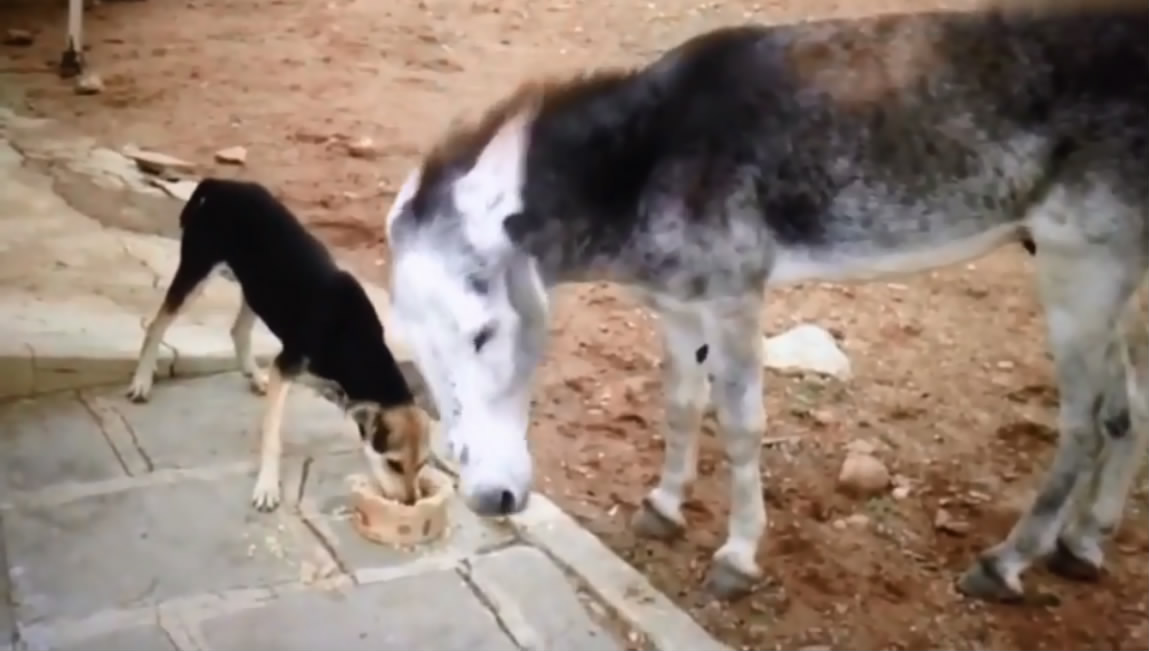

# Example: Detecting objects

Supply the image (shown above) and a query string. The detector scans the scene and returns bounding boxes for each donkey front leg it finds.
[633,297,710,540]
[701,296,767,599]
[959,247,1142,602]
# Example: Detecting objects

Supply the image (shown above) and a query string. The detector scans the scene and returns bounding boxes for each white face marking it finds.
[386,110,547,515]
[390,245,544,515]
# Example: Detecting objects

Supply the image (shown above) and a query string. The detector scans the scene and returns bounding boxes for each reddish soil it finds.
[2,0,1146,648]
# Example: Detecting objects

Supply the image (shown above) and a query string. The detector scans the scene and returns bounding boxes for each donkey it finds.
[382,2,1149,602]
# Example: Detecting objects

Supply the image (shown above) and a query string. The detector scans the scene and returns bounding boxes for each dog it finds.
[126,177,431,511]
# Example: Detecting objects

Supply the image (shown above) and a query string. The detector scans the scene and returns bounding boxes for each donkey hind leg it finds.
[959,249,1143,602]
[1050,287,1149,581]
[632,295,710,541]
[699,295,768,599]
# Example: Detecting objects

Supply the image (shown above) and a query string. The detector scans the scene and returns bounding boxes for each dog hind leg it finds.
[126,252,215,402]
[231,298,268,395]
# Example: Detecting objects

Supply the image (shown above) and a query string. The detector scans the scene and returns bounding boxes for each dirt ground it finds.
[2,0,1147,648]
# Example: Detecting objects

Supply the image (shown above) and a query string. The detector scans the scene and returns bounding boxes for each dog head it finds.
[347,402,433,504]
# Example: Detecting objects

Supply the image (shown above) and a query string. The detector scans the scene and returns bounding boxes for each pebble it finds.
[347,136,382,159]
[122,145,196,175]
[74,72,104,95]
[837,452,890,497]
[3,28,34,46]
[934,508,971,536]
[215,145,247,165]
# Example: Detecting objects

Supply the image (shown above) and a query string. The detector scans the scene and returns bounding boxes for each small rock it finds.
[892,485,911,500]
[837,453,890,497]
[145,176,199,201]
[74,72,104,95]
[122,144,196,175]
[934,508,970,536]
[3,29,35,46]
[845,513,870,527]
[845,439,877,456]
[763,323,852,380]
[215,145,247,165]
[831,518,846,530]
[798,646,832,651]
[346,136,382,159]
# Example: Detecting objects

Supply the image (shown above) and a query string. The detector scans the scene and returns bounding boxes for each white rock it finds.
[214,146,247,165]
[121,144,196,175]
[837,453,890,497]
[74,72,105,95]
[3,28,35,46]
[934,508,971,536]
[145,176,199,201]
[845,439,877,456]
[762,323,851,380]
[347,136,382,159]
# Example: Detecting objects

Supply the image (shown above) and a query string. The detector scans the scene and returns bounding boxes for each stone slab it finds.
[511,496,731,651]
[53,625,178,651]
[0,515,13,644]
[198,572,516,651]
[467,546,621,651]
[2,475,327,622]
[0,393,127,494]
[106,373,359,471]
[297,451,514,576]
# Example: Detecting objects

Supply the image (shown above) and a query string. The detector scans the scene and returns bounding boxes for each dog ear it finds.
[346,402,381,435]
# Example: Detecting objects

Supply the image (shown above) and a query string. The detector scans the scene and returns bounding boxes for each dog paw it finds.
[125,377,152,403]
[250,475,281,512]
[246,369,269,396]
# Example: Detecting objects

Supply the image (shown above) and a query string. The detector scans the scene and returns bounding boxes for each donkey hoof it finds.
[704,560,758,600]
[957,557,1024,603]
[632,498,684,541]
[1046,540,1102,583]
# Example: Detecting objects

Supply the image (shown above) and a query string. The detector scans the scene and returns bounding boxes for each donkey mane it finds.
[413,70,637,208]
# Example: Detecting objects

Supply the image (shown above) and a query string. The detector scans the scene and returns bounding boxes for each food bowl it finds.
[346,467,454,547]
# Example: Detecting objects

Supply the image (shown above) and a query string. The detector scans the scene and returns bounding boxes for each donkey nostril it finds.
[498,489,515,514]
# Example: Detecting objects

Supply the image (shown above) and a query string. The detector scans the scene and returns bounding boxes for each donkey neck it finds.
[505,70,667,287]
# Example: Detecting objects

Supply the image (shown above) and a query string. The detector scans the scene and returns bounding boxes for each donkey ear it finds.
[454,109,537,255]
[469,109,535,186]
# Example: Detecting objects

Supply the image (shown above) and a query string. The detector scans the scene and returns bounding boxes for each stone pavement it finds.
[0,103,731,651]
[0,375,724,651]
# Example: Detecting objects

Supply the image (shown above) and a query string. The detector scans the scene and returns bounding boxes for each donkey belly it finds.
[768,219,1023,286]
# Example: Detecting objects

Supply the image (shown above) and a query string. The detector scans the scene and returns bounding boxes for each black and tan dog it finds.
[126,178,430,511]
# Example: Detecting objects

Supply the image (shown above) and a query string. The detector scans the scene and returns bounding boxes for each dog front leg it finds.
[252,364,291,512]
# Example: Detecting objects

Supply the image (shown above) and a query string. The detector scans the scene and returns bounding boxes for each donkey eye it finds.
[472,323,496,352]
